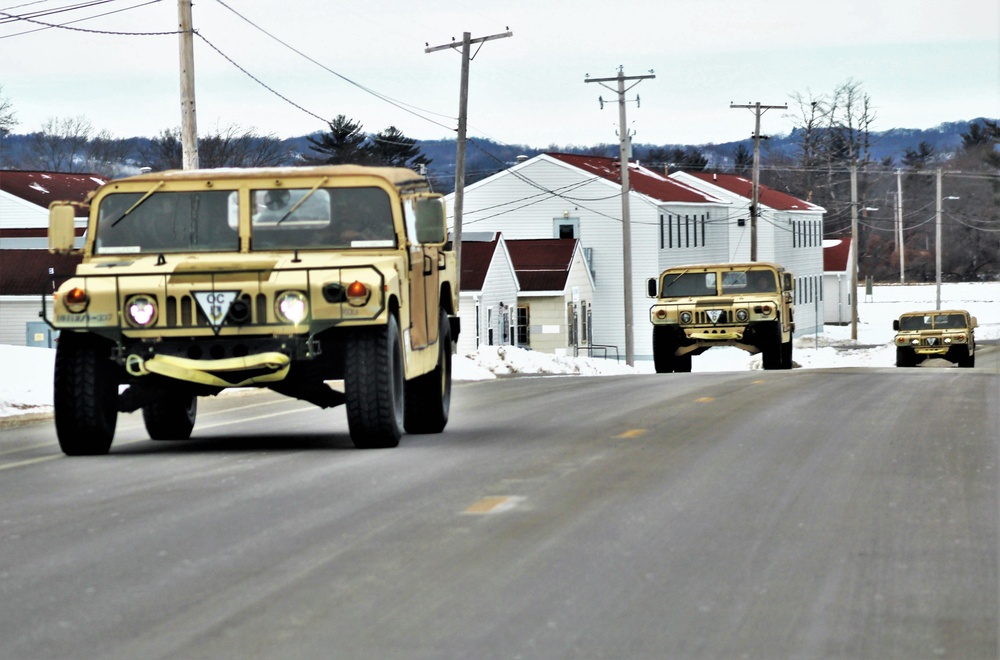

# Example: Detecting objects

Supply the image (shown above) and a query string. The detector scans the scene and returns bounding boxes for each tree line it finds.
[2,82,997,281]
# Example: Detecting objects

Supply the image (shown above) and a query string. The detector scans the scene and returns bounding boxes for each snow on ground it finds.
[2,283,997,419]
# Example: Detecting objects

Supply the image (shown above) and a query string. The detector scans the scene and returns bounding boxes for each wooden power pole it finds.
[177,0,199,170]
[730,101,785,261]
[585,67,654,367]
[425,30,512,289]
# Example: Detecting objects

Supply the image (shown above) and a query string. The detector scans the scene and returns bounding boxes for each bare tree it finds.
[29,116,94,172]
[84,130,137,178]
[0,85,16,138]
[198,122,291,169]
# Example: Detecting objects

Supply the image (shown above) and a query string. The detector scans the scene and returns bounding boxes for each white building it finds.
[449,153,825,362]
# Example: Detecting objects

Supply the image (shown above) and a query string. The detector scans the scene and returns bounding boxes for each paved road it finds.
[2,351,998,659]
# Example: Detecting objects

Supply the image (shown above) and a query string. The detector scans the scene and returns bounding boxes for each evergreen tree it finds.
[369,126,431,169]
[306,115,370,165]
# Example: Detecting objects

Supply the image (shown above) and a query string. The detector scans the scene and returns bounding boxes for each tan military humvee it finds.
[647,262,795,372]
[892,309,976,368]
[46,165,459,454]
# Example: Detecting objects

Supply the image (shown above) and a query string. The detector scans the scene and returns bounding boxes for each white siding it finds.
[0,297,50,346]
[453,157,730,362]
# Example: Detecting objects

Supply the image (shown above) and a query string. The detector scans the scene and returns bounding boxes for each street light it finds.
[935,166,960,310]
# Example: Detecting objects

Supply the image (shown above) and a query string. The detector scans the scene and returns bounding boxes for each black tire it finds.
[653,327,677,373]
[895,347,914,368]
[143,394,197,440]
[54,332,118,455]
[345,314,405,448]
[674,353,692,372]
[760,323,783,370]
[780,334,793,370]
[957,345,975,368]
[404,309,452,434]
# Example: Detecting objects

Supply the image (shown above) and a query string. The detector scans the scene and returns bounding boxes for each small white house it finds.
[823,237,854,324]
[506,238,595,356]
[457,232,519,355]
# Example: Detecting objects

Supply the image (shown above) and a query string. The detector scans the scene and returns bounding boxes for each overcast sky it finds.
[2,0,997,149]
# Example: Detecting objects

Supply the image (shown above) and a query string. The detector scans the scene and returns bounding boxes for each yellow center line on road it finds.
[464,496,523,514]
[616,429,646,438]
[695,396,715,403]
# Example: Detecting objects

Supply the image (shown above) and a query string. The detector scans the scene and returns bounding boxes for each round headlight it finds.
[125,295,157,327]
[911,338,920,345]
[679,311,693,324]
[275,291,308,324]
[736,309,749,322]
[944,337,952,344]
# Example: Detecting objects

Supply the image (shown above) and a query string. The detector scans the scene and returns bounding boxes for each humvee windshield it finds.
[898,313,967,331]
[251,186,396,250]
[95,190,238,254]
[660,269,776,297]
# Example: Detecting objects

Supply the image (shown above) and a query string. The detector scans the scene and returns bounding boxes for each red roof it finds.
[0,250,83,295]
[685,172,822,212]
[0,170,105,209]
[545,153,721,204]
[506,238,578,292]
[460,237,500,291]
[823,238,852,272]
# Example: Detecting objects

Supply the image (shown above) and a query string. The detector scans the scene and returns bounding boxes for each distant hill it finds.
[1,118,993,193]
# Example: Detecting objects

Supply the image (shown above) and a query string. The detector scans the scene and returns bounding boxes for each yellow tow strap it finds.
[125,352,291,387]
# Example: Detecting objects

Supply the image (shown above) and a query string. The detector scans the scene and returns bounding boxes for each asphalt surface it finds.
[2,349,998,659]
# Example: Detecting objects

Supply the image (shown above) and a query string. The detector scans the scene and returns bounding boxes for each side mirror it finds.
[415,196,446,245]
[782,272,794,292]
[970,316,978,329]
[892,320,900,331]
[48,203,78,254]
[646,277,658,298]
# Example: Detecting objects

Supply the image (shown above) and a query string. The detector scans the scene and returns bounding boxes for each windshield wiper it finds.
[110,181,165,227]
[276,177,329,225]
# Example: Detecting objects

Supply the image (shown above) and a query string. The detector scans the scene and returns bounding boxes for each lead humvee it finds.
[46,165,458,454]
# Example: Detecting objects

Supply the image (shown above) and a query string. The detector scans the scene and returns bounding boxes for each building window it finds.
[516,305,530,346]
[566,302,578,346]
[553,217,580,239]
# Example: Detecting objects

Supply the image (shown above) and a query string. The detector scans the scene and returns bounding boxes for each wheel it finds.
[895,347,914,368]
[957,345,975,368]
[653,327,677,373]
[780,334,793,369]
[54,332,118,455]
[143,394,197,440]
[345,314,405,448]
[404,309,452,434]
[760,323,783,370]
[674,353,692,372]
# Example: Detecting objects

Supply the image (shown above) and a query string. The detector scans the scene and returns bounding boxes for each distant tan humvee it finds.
[892,309,976,368]
[647,262,795,372]
[46,165,458,454]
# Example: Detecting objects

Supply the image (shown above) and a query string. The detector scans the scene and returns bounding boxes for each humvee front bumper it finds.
[685,327,746,341]
[124,352,291,388]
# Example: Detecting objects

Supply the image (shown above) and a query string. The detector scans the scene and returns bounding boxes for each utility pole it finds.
[850,164,859,340]
[935,167,943,310]
[730,101,786,261]
[177,0,198,170]
[426,30,512,290]
[585,67,654,367]
[896,169,904,283]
